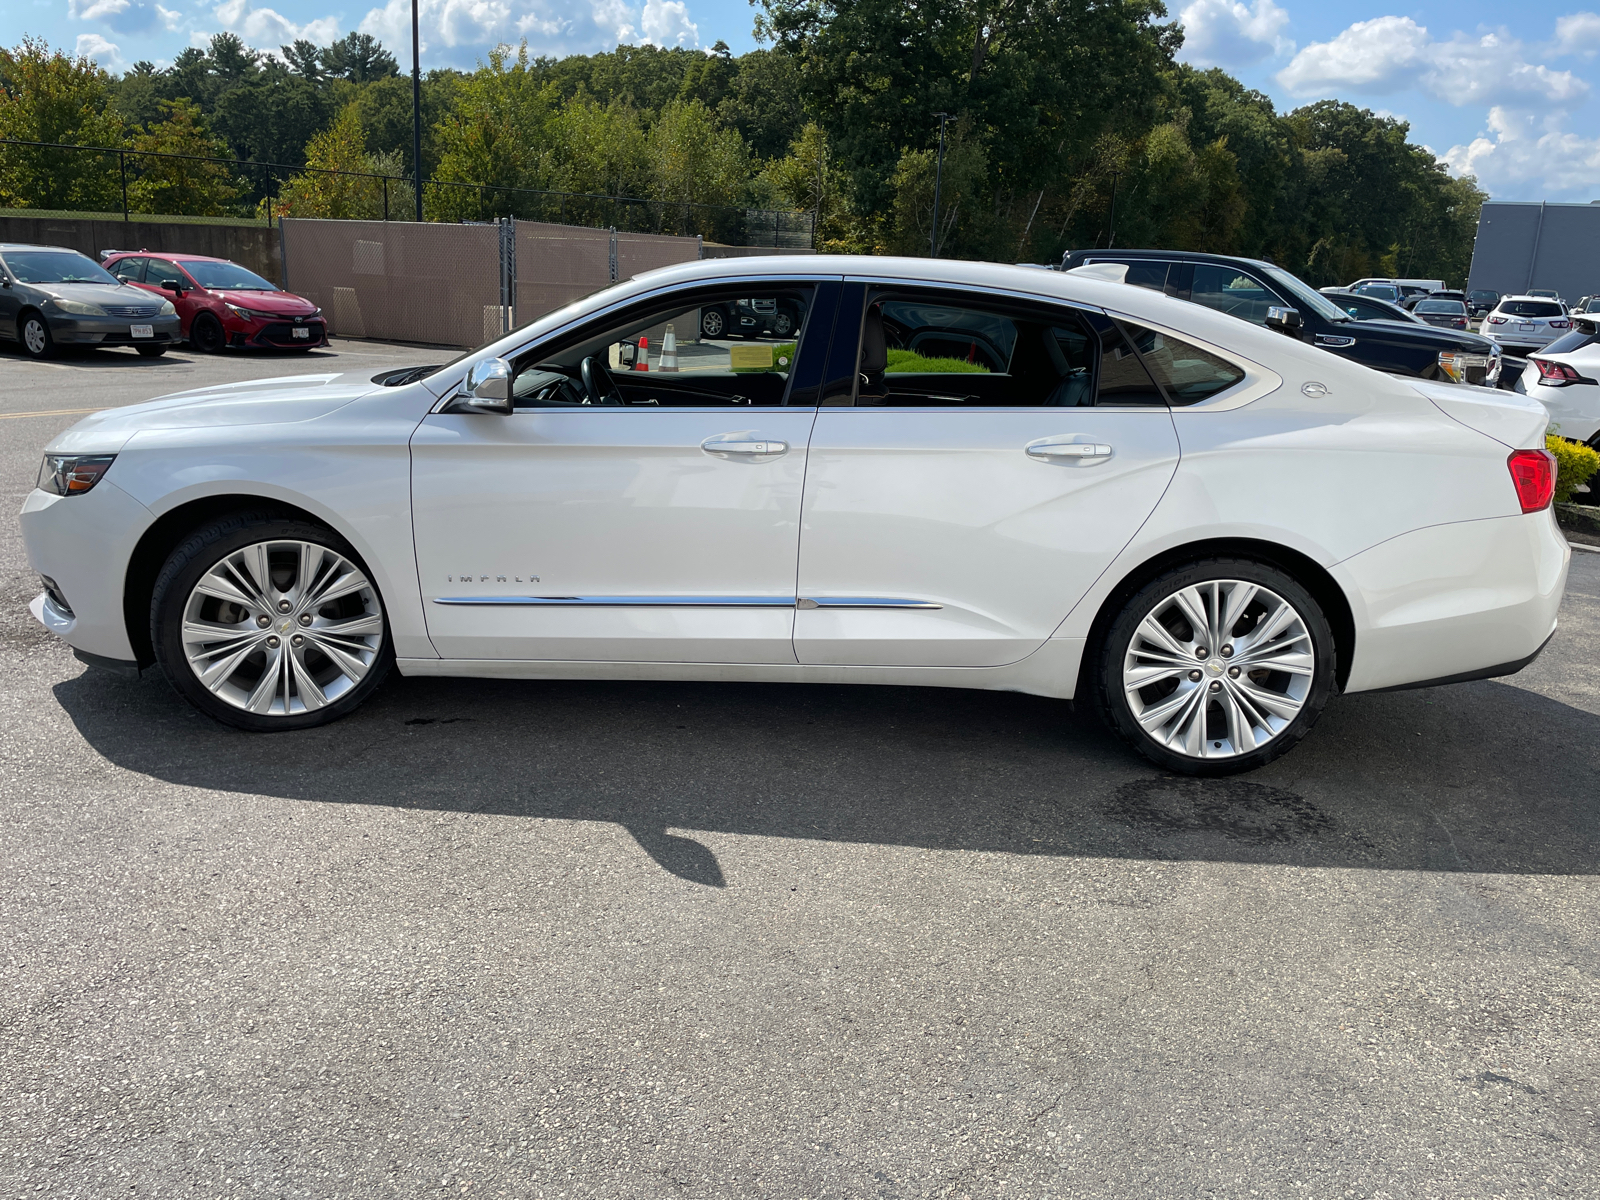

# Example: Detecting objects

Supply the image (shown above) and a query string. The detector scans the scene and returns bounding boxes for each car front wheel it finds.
[1092,559,1336,775]
[19,311,55,359]
[150,512,392,731]
[700,308,725,338]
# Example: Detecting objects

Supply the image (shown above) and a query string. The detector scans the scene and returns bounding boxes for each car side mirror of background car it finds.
[450,358,513,413]
[1265,306,1302,336]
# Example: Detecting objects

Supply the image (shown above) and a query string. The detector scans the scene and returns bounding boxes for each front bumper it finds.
[20,480,152,662]
[226,317,328,349]
[49,313,181,346]
[1336,511,1570,694]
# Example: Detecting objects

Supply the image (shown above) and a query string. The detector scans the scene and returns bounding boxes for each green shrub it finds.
[884,348,990,374]
[1547,433,1600,505]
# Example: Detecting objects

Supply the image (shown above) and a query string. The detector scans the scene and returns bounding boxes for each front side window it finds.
[1,251,118,285]
[1119,321,1246,406]
[1190,265,1282,325]
[509,285,815,408]
[145,259,191,290]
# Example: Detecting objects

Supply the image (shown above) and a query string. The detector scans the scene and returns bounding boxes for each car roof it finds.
[1498,295,1561,302]
[102,250,230,263]
[1061,247,1282,272]
[0,242,93,253]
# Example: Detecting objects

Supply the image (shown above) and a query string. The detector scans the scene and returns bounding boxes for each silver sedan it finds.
[0,243,180,359]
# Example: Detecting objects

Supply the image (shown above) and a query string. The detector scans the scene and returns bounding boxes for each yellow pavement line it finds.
[0,407,107,420]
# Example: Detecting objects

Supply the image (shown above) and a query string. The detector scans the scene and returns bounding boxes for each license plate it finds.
[1518,323,1535,332]
[130,324,153,338]
[292,327,310,339]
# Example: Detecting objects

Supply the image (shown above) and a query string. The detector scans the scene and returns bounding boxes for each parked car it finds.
[1325,291,1425,324]
[1353,283,1403,303]
[1486,296,1571,352]
[698,296,802,340]
[1518,315,1600,447]
[1413,298,1471,330]
[1468,289,1501,318]
[1570,295,1600,315]
[22,256,1566,776]
[1060,249,1506,388]
[1349,277,1443,296]
[0,243,179,359]
[102,251,325,352]
[1527,289,1565,308]
[1401,289,1465,312]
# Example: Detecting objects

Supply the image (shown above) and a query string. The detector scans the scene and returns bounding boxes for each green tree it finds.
[648,97,748,211]
[271,103,403,218]
[762,123,847,245]
[321,33,399,83]
[127,98,241,215]
[0,36,127,211]
[554,96,649,198]
[212,59,332,168]
[717,49,805,162]
[888,119,990,256]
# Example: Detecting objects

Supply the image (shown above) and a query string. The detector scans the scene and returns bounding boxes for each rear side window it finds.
[1499,301,1563,317]
[1115,260,1171,293]
[110,256,146,283]
[1120,321,1247,406]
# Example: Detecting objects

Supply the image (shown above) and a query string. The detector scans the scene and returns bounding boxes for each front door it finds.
[410,279,842,662]
[794,286,1208,668]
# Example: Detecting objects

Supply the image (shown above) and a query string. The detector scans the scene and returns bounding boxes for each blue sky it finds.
[8,0,1598,200]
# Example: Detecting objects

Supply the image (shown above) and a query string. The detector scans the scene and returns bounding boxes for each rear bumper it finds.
[1337,511,1570,694]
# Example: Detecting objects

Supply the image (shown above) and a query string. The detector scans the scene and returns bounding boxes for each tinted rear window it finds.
[1542,330,1600,355]
[1500,301,1563,317]
[1119,321,1246,405]
[1416,300,1466,314]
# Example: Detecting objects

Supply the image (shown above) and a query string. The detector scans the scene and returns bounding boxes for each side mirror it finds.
[456,357,512,413]
[1265,306,1302,336]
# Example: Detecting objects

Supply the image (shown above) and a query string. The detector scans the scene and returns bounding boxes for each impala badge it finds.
[446,574,539,583]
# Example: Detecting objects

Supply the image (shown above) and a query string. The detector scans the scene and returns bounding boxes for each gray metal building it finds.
[1467,200,1600,300]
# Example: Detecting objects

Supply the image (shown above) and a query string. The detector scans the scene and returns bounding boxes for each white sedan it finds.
[21,257,1569,775]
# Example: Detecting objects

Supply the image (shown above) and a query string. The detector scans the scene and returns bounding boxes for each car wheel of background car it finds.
[1092,558,1336,776]
[150,512,392,732]
[19,311,54,359]
[700,308,726,338]
[770,308,796,338]
[136,345,167,358]
[190,312,226,354]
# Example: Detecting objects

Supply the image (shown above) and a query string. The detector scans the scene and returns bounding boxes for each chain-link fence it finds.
[283,217,706,347]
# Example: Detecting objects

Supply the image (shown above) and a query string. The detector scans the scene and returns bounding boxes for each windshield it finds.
[1258,264,1354,323]
[1417,299,1466,314]
[1469,291,1498,302]
[1,250,119,285]
[182,260,279,291]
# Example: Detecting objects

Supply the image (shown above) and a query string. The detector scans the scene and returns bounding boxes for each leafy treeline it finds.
[0,10,1486,283]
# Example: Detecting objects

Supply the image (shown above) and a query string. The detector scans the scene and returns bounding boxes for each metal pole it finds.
[930,112,949,258]
[1106,170,1121,249]
[119,150,128,223]
[411,0,424,223]
[383,176,389,221]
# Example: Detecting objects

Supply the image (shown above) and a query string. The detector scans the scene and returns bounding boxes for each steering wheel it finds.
[580,356,623,406]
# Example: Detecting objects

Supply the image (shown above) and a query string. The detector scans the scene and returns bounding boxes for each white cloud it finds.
[74,32,124,65]
[1176,0,1292,69]
[640,0,696,47]
[1278,17,1587,107]
[1444,107,1600,199]
[158,5,184,30]
[358,0,690,62]
[69,0,130,19]
[1554,12,1600,54]
[212,0,340,47]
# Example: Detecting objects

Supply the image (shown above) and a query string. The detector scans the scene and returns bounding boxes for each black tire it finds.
[19,310,55,359]
[189,312,226,354]
[150,511,393,732]
[770,308,796,338]
[136,344,168,358]
[700,307,726,338]
[1091,558,1337,776]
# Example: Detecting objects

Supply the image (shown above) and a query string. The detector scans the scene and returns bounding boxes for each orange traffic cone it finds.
[634,336,650,371]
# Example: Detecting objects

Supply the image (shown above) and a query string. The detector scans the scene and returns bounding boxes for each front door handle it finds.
[1026,439,1113,462]
[702,434,788,458]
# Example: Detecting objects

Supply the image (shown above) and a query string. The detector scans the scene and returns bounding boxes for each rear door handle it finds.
[1026,439,1113,462]
[702,434,788,458]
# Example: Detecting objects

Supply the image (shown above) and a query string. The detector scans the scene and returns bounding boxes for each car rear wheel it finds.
[1092,559,1336,775]
[151,512,392,731]
[770,308,796,338]
[190,312,226,354]
[19,311,54,359]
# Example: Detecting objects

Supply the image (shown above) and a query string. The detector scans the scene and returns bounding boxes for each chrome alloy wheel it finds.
[180,539,384,716]
[1122,578,1314,761]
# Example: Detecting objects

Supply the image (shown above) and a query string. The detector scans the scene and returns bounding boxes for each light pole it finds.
[411,0,423,222]
[929,111,950,258]
[1105,169,1122,249]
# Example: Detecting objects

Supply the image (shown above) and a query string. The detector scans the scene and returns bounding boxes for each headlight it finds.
[1438,350,1498,386]
[226,303,274,320]
[49,298,106,316]
[37,454,116,496]
[158,300,176,315]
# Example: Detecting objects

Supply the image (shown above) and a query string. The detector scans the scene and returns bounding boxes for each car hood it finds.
[45,372,379,454]
[1358,319,1497,351]
[1410,377,1548,449]
[213,289,319,315]
[38,281,163,307]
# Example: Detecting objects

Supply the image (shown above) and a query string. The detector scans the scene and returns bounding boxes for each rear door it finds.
[793,285,1188,668]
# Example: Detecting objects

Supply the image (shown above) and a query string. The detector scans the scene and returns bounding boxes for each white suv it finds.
[1487,296,1571,352]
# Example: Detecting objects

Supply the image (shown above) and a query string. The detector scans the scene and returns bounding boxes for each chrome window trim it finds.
[432,595,943,609]
[428,273,847,412]
[846,275,1108,316]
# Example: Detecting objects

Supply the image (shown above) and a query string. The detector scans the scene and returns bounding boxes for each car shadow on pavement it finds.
[51,667,1600,887]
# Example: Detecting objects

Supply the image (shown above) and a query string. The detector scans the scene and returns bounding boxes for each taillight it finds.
[1533,358,1581,386]
[1550,319,1570,329]
[1507,449,1556,513]
[1487,315,1507,324]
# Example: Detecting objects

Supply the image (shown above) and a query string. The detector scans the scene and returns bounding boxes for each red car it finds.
[101,251,327,352]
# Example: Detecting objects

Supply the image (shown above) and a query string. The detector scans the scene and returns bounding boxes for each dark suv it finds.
[1060,249,1510,388]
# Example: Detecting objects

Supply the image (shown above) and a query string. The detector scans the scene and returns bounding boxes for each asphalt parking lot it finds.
[3,341,1599,1198]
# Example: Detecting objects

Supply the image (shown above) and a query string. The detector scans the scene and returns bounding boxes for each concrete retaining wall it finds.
[0,213,283,285]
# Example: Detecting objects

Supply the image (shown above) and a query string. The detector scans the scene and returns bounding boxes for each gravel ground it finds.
[2,340,1598,1199]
